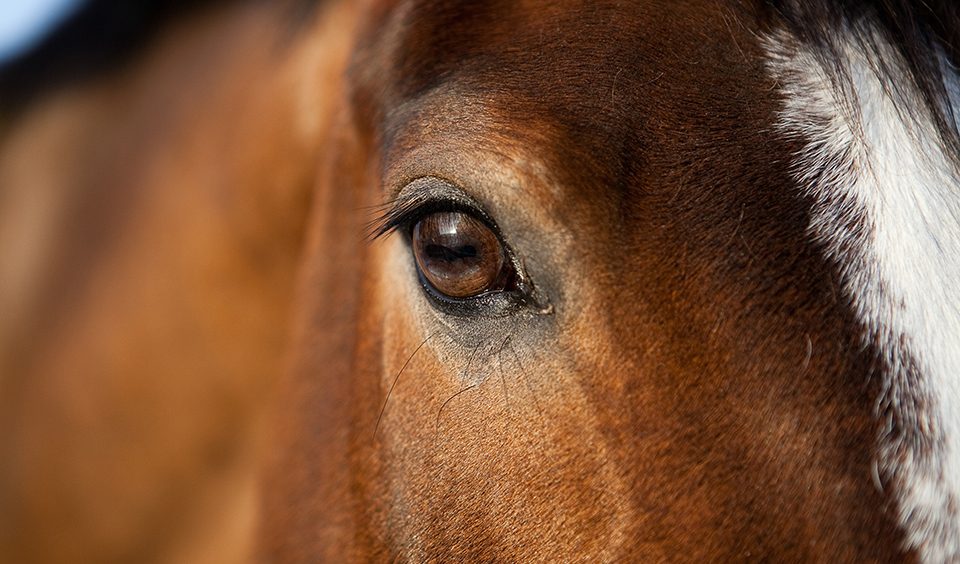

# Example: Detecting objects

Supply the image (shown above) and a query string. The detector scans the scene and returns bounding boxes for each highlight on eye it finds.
[412,211,511,299]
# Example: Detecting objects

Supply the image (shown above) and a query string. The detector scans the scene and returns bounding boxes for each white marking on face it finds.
[766,30,960,562]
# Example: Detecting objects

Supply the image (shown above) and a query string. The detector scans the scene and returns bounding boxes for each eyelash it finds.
[367,198,495,241]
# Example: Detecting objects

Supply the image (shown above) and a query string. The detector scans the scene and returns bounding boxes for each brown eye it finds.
[412,211,510,298]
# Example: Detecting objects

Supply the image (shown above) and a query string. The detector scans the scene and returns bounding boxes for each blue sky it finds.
[0,0,82,63]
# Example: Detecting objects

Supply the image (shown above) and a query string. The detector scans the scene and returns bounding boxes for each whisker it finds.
[496,335,512,411]
[374,332,434,439]
[435,340,485,432]
[459,341,484,387]
[436,384,478,431]
[509,342,544,420]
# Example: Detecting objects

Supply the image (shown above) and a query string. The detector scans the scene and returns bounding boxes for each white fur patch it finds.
[766,31,960,562]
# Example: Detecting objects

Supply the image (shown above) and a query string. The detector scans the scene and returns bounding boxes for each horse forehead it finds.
[387,0,734,49]
[368,0,776,199]
[372,0,763,102]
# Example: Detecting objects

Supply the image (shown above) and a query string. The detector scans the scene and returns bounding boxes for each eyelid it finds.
[370,200,482,240]
[367,177,498,241]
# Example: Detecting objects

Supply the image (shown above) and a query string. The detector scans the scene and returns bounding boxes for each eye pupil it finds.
[412,212,509,298]
[425,243,478,262]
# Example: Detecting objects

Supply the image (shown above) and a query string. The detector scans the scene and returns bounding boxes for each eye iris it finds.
[412,212,506,298]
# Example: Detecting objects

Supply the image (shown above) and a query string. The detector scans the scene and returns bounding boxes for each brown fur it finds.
[0,0,917,561]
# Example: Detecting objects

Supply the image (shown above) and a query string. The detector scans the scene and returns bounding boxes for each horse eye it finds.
[412,211,510,299]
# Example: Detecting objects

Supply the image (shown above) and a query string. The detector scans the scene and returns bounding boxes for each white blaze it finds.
[766,30,960,562]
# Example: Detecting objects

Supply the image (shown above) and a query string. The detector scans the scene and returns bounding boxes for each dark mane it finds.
[766,0,960,163]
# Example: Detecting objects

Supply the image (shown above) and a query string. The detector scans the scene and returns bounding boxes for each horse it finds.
[1,0,959,561]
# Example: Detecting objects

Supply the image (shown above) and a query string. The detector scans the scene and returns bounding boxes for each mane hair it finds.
[765,0,960,165]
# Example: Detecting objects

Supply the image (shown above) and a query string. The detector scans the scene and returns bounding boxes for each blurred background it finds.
[0,0,81,64]
[0,0,310,562]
